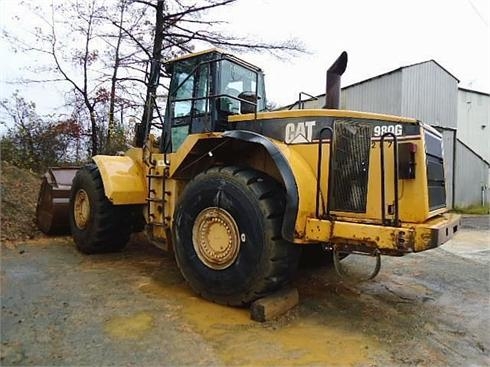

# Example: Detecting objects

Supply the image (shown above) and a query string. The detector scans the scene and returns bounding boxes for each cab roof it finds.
[164,48,225,65]
[164,48,263,73]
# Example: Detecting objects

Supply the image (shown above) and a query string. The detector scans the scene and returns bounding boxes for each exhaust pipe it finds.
[324,51,348,109]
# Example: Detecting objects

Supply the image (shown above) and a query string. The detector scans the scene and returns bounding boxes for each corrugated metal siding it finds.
[401,61,458,128]
[454,140,490,207]
[457,89,490,162]
[301,97,324,109]
[341,70,402,115]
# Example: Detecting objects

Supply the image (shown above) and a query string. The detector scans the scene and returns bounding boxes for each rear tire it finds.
[173,166,300,306]
[69,164,132,254]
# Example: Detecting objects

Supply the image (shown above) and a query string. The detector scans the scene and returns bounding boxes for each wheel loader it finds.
[37,48,460,306]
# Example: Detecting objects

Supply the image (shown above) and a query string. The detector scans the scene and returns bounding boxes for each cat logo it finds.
[284,121,316,144]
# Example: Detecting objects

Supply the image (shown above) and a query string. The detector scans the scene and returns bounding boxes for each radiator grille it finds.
[330,120,372,213]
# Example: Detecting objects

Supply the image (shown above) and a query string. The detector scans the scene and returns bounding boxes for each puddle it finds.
[138,279,382,366]
[105,312,154,339]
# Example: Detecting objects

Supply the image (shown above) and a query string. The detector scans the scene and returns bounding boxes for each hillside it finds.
[1,161,43,241]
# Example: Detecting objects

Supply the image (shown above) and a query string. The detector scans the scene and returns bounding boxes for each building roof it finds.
[343,59,460,90]
[458,87,490,96]
[282,59,462,109]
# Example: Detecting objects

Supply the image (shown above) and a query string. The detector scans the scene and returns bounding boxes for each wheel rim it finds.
[74,189,90,230]
[192,207,241,270]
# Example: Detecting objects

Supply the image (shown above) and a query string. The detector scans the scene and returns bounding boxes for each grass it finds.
[452,204,490,215]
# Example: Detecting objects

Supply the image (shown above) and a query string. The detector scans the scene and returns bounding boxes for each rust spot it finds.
[294,230,305,239]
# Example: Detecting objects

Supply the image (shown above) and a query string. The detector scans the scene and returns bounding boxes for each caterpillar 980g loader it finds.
[63,49,460,306]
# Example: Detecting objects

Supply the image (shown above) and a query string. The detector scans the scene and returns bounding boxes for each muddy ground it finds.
[1,216,489,366]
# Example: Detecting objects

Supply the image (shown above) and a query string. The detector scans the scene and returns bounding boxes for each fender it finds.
[223,130,317,242]
[92,150,147,205]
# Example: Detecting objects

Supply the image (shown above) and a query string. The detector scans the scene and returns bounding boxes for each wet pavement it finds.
[1,216,489,366]
[461,215,490,230]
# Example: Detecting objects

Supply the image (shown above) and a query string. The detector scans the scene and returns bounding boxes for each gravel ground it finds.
[1,217,489,366]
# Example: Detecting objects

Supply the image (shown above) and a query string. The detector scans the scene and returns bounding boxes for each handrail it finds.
[380,132,400,226]
[316,127,334,218]
[288,92,319,110]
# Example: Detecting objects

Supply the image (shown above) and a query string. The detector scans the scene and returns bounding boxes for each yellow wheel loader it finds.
[38,49,460,306]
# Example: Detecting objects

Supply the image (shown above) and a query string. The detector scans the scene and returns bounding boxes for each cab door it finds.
[167,60,212,152]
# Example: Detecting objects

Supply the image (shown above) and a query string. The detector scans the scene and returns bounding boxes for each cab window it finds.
[218,60,266,113]
[169,60,211,151]
[171,62,194,121]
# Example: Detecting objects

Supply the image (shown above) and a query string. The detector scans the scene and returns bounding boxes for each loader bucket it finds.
[36,167,80,235]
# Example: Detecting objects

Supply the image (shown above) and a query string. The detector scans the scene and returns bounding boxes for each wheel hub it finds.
[192,207,240,270]
[74,189,90,230]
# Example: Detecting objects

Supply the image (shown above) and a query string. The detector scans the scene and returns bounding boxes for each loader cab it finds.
[163,49,266,152]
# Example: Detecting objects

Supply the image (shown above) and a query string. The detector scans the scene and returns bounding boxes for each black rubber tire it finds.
[69,164,132,254]
[173,166,300,306]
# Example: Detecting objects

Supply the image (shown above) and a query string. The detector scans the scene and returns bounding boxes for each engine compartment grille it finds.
[330,120,372,213]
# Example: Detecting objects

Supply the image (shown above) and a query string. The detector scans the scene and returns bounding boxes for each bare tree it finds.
[0,92,82,172]
[2,0,305,156]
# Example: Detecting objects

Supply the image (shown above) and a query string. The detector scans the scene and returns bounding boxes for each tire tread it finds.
[69,164,133,254]
[174,165,299,306]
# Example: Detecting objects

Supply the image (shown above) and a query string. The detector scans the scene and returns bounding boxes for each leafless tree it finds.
[2,0,305,156]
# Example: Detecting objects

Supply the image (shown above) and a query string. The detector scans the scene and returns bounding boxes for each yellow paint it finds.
[137,280,379,366]
[130,108,455,254]
[305,218,411,251]
[272,142,318,239]
[305,212,460,253]
[143,151,167,235]
[330,139,430,223]
[105,312,154,339]
[282,137,430,223]
[168,133,223,177]
[143,150,184,247]
[93,152,147,204]
[412,212,461,252]
[228,108,417,123]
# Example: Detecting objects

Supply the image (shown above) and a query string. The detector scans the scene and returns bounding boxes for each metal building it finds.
[285,60,490,208]
[457,88,490,163]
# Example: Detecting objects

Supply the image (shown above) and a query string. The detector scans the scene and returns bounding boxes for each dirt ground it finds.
[1,216,489,366]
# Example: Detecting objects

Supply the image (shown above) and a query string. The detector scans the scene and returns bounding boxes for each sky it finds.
[0,0,489,117]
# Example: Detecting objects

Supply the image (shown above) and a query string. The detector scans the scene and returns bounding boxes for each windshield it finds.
[218,60,266,112]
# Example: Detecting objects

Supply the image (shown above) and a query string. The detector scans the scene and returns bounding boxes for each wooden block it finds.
[250,287,299,322]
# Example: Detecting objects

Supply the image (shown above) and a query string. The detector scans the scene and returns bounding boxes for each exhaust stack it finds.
[324,51,348,109]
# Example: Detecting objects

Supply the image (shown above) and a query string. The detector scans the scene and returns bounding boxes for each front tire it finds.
[69,164,132,254]
[173,166,300,306]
